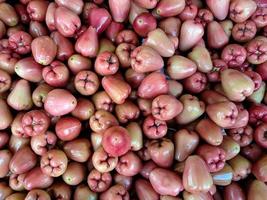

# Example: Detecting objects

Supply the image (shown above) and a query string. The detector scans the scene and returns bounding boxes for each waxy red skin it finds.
[254,123,267,148]
[115,151,142,176]
[68,54,92,75]
[95,51,119,76]
[102,126,131,157]
[252,155,267,182]
[88,8,112,34]
[22,110,50,137]
[116,43,135,68]
[241,143,263,162]
[154,0,185,17]
[0,53,18,74]
[8,31,32,55]
[55,117,81,141]
[143,115,167,139]
[109,0,130,23]
[196,9,214,27]
[197,144,226,173]
[229,0,257,23]
[87,169,112,192]
[116,29,139,46]
[105,21,124,42]
[74,70,99,96]
[27,1,48,22]
[207,59,228,82]
[50,31,74,61]
[100,184,130,200]
[14,57,42,83]
[133,13,157,37]
[206,101,238,128]
[244,70,262,91]
[149,168,183,196]
[9,173,26,191]
[248,104,267,125]
[183,72,207,93]
[102,75,131,104]
[179,0,198,21]
[0,2,19,26]
[232,20,257,43]
[138,72,168,99]
[75,26,99,58]
[14,4,30,24]
[92,91,114,112]
[89,110,118,133]
[140,161,157,179]
[44,89,77,116]
[125,68,145,89]
[0,69,11,93]
[0,149,12,178]
[228,125,253,147]
[30,131,57,156]
[221,44,247,68]
[55,0,83,15]
[131,45,164,73]
[71,98,95,121]
[256,61,267,81]
[135,179,159,200]
[207,21,229,49]
[114,173,132,191]
[0,131,9,149]
[92,147,118,173]
[29,21,49,38]
[45,3,57,31]
[42,61,69,87]
[148,138,174,168]
[8,134,30,153]
[40,149,68,177]
[251,7,267,28]
[9,146,37,174]
[31,36,57,65]
[0,182,12,200]
[151,95,183,121]
[115,100,140,123]
[47,182,71,200]
[63,138,91,163]
[246,37,267,65]
[25,189,51,200]
[55,6,81,37]
[24,166,53,190]
[224,182,245,200]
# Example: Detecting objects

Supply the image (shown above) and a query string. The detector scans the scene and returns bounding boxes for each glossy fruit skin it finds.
[55,117,81,141]
[252,155,267,182]
[149,168,183,196]
[23,167,54,190]
[135,179,159,200]
[9,146,37,174]
[102,75,131,104]
[44,89,77,116]
[31,36,57,65]
[63,138,91,163]
[183,155,213,193]
[102,126,131,157]
[223,182,245,200]
[148,138,174,168]
[174,129,199,162]
[99,184,130,200]
[40,149,68,177]
[0,150,12,178]
[133,13,157,37]
[87,169,112,192]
